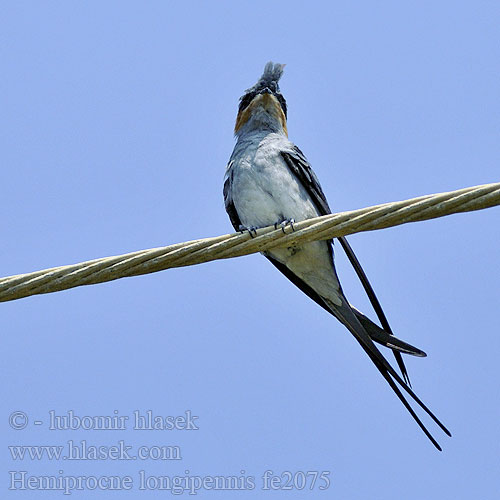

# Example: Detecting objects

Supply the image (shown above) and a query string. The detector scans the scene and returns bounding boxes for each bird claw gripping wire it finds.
[274,218,295,233]
[238,225,258,238]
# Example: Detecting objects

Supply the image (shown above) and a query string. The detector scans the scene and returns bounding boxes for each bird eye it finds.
[276,94,287,118]
[238,92,256,113]
[238,90,287,118]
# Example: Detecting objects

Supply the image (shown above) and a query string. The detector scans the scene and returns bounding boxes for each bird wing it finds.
[281,146,332,214]
[281,146,412,384]
[223,163,242,230]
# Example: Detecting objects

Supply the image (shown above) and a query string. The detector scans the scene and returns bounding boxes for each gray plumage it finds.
[243,61,285,95]
[224,62,450,449]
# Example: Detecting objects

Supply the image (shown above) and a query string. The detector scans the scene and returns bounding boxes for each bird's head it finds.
[234,62,288,137]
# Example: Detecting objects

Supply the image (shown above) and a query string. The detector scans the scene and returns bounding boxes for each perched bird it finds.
[223,62,451,449]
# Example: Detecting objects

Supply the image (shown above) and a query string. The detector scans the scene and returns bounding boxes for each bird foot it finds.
[274,218,295,234]
[238,225,258,238]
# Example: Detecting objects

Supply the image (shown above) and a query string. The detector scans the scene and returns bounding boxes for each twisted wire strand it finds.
[1,182,498,303]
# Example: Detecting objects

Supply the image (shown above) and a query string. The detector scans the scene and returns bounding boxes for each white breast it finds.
[229,133,319,229]
[226,132,342,305]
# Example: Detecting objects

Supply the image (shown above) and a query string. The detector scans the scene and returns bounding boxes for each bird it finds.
[223,62,451,449]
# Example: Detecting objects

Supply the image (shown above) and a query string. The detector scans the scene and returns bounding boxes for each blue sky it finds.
[1,1,499,498]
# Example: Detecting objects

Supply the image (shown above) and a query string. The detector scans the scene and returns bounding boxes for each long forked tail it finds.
[337,236,412,386]
[324,296,451,450]
[351,307,426,356]
[265,255,426,356]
